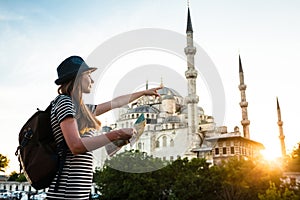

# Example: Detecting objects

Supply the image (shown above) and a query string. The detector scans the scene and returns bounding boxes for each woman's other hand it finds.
[116,128,135,140]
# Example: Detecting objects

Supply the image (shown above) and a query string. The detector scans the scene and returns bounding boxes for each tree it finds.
[7,171,19,181]
[286,143,300,172]
[164,157,220,200]
[7,171,27,182]
[258,181,299,200]
[213,157,283,200]
[95,151,220,200]
[94,150,166,200]
[0,154,9,172]
[94,152,291,199]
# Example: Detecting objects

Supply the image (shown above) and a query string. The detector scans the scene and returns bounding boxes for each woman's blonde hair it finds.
[57,74,101,134]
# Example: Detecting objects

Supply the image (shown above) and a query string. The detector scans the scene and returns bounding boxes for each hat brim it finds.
[55,67,97,85]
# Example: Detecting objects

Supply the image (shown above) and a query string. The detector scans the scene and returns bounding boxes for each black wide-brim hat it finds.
[55,55,97,85]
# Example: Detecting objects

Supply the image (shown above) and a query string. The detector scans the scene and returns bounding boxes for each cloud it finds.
[0,13,25,22]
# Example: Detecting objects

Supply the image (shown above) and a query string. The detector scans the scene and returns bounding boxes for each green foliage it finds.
[285,143,300,172]
[0,154,9,172]
[94,151,298,200]
[7,171,19,181]
[164,157,220,200]
[16,173,27,182]
[104,149,166,173]
[94,150,167,200]
[258,182,299,200]
[213,157,283,200]
[7,171,27,182]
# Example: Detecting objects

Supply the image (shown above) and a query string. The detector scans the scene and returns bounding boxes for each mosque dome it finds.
[102,126,112,133]
[161,94,175,100]
[127,105,160,114]
[158,87,182,97]
[181,105,188,114]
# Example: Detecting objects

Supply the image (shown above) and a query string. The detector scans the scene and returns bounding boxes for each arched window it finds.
[156,140,160,148]
[163,136,167,147]
[170,139,174,147]
[138,142,142,149]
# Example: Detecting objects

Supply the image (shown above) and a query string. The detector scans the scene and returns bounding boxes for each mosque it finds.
[97,6,272,167]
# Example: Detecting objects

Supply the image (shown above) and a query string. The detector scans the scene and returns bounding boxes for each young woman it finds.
[46,56,161,199]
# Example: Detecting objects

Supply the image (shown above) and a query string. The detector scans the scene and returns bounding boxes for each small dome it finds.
[198,106,204,112]
[164,116,181,123]
[127,105,160,114]
[102,126,112,132]
[181,105,188,114]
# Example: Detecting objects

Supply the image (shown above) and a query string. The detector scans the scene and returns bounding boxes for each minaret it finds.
[184,7,200,149]
[277,97,286,157]
[238,55,250,138]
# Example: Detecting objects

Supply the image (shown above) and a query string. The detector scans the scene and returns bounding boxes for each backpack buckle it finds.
[24,128,33,140]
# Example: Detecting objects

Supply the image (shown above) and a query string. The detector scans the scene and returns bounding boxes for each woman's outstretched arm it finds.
[94,86,162,116]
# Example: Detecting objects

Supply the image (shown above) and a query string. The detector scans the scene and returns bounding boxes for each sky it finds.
[1,0,300,174]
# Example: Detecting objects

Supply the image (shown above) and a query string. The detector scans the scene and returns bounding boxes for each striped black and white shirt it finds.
[46,95,95,200]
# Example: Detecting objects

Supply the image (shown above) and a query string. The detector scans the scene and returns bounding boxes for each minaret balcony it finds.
[185,95,199,104]
[184,46,196,55]
[239,101,248,107]
[277,121,283,126]
[241,119,250,126]
[279,135,285,139]
[185,69,198,78]
[239,84,247,90]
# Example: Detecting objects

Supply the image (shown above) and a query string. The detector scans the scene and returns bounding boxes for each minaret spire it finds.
[238,55,250,138]
[184,6,200,152]
[186,7,193,33]
[277,97,286,157]
[239,55,243,74]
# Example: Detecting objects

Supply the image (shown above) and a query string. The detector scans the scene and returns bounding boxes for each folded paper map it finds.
[105,113,146,157]
[129,113,146,146]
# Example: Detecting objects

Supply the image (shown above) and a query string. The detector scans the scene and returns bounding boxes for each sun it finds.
[260,149,282,161]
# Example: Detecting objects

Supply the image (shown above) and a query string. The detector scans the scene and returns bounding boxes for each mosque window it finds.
[126,122,129,128]
[138,142,142,149]
[146,114,149,118]
[163,136,167,147]
[131,114,134,118]
[170,139,174,147]
[156,140,160,148]
[170,156,174,161]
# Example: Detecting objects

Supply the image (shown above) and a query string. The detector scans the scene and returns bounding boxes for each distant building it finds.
[0,175,8,182]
